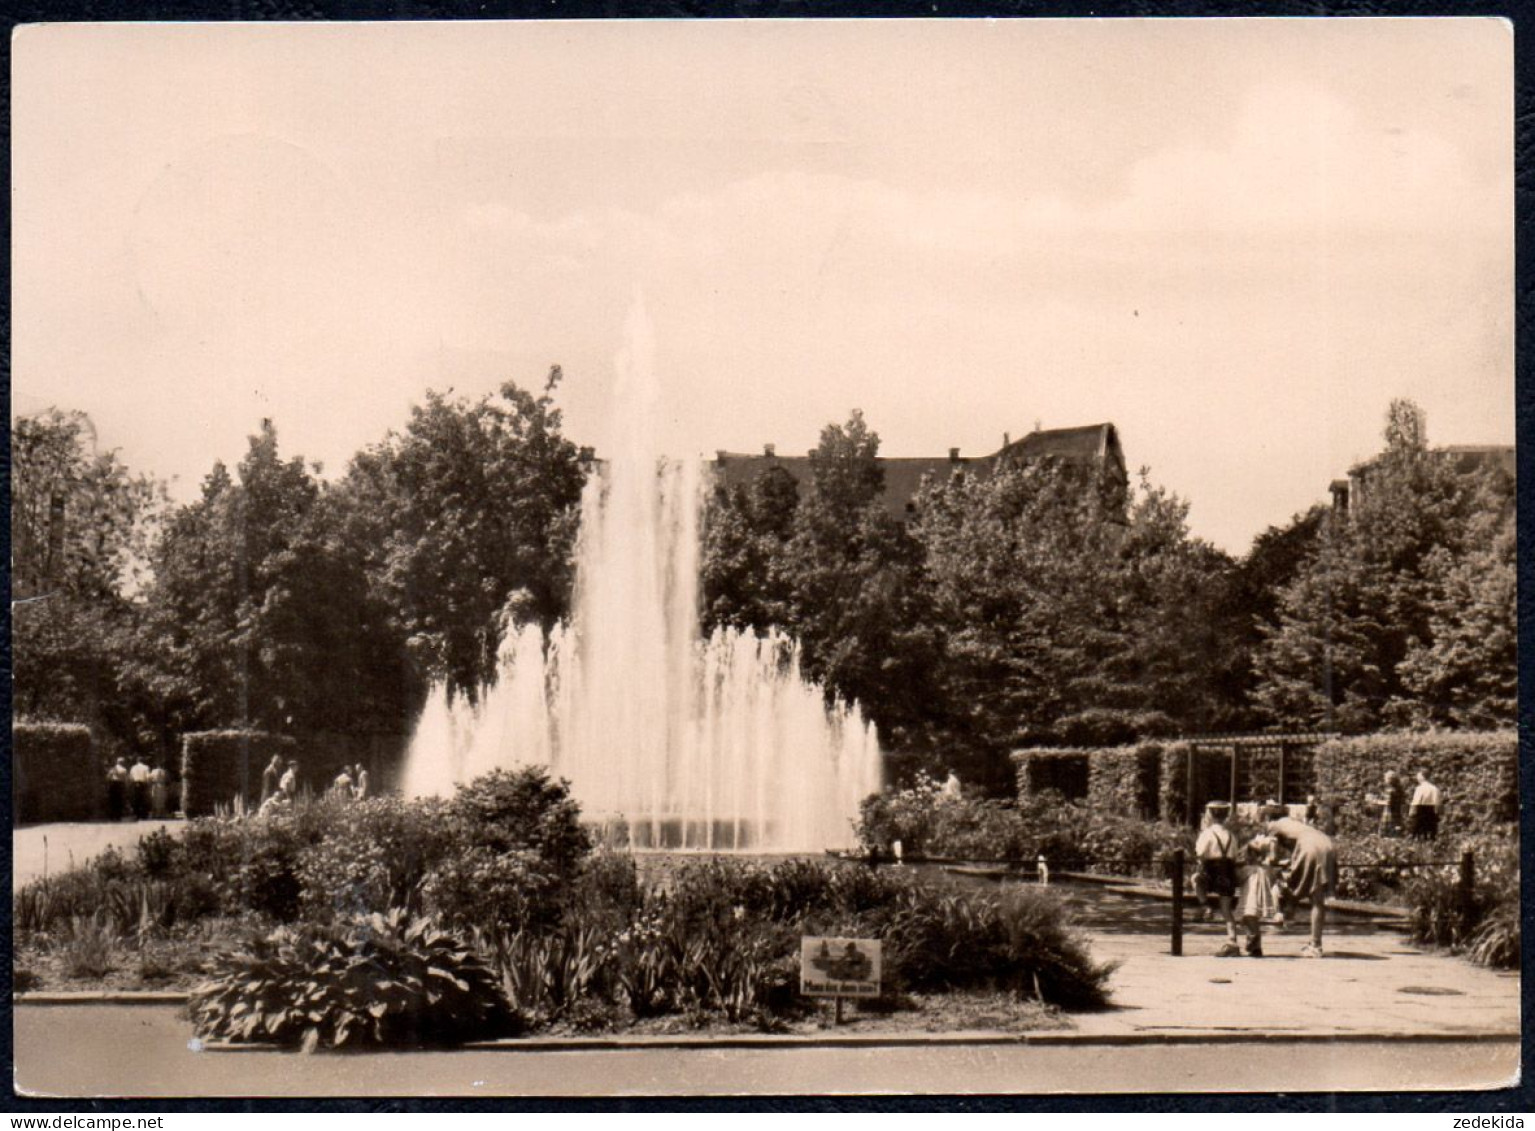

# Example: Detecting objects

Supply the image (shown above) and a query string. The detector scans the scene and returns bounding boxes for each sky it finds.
[12,18,1513,554]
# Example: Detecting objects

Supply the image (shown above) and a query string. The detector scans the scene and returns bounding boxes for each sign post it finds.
[799,937,882,1025]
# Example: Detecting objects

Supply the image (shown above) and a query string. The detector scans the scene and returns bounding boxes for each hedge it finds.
[1013,742,1186,822]
[1016,733,1516,835]
[180,730,296,817]
[13,722,96,824]
[1312,732,1517,838]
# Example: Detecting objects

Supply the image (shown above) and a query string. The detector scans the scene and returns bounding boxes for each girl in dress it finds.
[1237,834,1280,957]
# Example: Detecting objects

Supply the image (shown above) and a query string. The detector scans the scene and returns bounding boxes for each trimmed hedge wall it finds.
[1017,733,1515,835]
[14,722,96,824]
[1313,732,1517,838]
[1013,742,1188,823]
[180,730,296,817]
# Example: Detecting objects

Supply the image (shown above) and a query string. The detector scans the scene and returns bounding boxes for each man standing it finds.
[105,758,128,822]
[1408,771,1442,841]
[128,755,152,820]
[260,753,284,804]
[1265,804,1338,958]
[279,759,299,800]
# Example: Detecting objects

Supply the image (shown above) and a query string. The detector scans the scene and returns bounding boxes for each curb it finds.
[190,1029,1522,1053]
[16,992,191,1005]
[15,998,1512,1050]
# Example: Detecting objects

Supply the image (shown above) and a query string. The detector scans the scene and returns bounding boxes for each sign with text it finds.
[799,936,882,998]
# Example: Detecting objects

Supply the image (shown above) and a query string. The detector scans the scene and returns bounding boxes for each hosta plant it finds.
[189,910,519,1051]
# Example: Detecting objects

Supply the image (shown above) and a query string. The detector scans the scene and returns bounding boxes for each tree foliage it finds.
[1252,400,1515,731]
[10,409,167,742]
[341,370,587,700]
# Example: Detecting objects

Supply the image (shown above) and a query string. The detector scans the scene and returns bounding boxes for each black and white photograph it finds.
[8,16,1519,1099]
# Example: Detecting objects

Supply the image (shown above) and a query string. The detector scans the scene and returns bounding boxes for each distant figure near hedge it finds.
[105,758,128,821]
[149,762,170,819]
[1408,771,1441,840]
[261,754,284,804]
[353,764,369,801]
[280,760,299,799]
[332,767,354,799]
[129,756,152,820]
[1371,771,1405,837]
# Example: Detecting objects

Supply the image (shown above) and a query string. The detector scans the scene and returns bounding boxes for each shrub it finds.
[422,847,562,934]
[296,797,453,921]
[876,882,1114,1009]
[189,910,518,1050]
[447,767,590,875]
[1403,835,1519,968]
[180,731,295,818]
[60,914,117,980]
[13,722,97,824]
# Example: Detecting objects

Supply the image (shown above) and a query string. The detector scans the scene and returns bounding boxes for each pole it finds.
[1170,848,1185,957]
[834,996,844,1026]
[1459,849,1476,924]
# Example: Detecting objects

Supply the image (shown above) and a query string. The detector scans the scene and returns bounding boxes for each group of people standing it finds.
[253,753,370,817]
[104,756,171,821]
[1370,770,1442,840]
[1192,800,1337,959]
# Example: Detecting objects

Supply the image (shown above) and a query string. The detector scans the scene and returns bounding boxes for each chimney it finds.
[579,446,596,463]
[949,447,960,462]
[1003,432,1011,448]
[715,450,727,464]
[764,443,776,458]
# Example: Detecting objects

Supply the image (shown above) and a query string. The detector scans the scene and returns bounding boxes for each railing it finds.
[1167,847,1475,957]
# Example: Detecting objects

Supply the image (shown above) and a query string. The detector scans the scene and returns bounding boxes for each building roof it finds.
[712,423,1126,519]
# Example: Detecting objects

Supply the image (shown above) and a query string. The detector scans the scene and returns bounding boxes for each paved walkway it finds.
[1077,925,1520,1039]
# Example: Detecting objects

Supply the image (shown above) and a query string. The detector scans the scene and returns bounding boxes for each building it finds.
[712,423,1128,519]
[1328,444,1515,515]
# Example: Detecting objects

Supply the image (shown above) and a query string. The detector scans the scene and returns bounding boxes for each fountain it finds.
[401,303,883,851]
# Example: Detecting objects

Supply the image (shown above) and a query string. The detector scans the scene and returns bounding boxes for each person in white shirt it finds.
[128,757,152,820]
[1192,800,1239,956]
[279,760,299,799]
[1408,771,1442,841]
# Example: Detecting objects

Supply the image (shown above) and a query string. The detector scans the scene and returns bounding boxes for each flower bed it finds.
[15,769,1116,1047]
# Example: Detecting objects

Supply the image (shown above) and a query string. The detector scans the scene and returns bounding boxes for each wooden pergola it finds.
[1178,732,1337,825]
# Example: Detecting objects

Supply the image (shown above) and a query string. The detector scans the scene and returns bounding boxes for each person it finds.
[941,770,962,800]
[1408,771,1441,841]
[149,761,170,819]
[128,756,152,820]
[279,759,299,799]
[1193,800,1240,956]
[1236,834,1280,957]
[1303,794,1319,825]
[256,790,291,820]
[1265,804,1338,958]
[352,763,370,801]
[105,758,128,822]
[332,766,354,799]
[1370,771,1406,837]
[260,754,284,804]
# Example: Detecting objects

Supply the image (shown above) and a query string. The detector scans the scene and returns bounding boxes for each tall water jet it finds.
[402,303,882,851]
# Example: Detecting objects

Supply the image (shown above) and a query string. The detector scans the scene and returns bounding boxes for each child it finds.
[1237,834,1279,956]
[1193,800,1239,956]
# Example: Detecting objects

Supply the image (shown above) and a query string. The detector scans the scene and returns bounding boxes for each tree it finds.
[138,421,415,738]
[915,458,1249,765]
[10,409,166,746]
[1252,400,1513,731]
[341,370,587,700]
